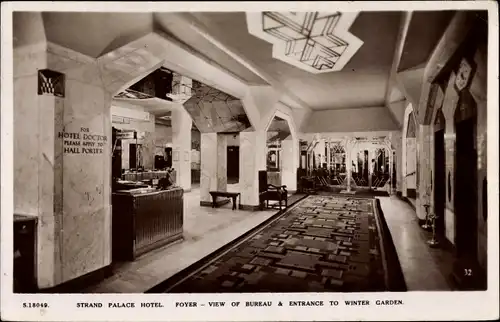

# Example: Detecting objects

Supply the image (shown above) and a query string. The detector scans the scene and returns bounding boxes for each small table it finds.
[209,191,241,210]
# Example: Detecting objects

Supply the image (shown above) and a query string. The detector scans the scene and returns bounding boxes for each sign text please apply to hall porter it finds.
[58,127,107,154]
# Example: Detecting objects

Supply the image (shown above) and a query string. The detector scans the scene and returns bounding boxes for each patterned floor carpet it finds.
[155,195,398,293]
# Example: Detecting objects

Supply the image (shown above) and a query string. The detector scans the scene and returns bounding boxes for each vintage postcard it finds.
[1,1,498,321]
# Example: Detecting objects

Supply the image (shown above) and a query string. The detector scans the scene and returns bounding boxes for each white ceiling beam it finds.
[384,11,413,105]
[174,12,312,112]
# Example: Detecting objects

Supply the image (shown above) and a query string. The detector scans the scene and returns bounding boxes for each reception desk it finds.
[112,187,184,261]
[122,170,176,182]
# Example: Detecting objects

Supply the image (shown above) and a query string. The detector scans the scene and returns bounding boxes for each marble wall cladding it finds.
[405,138,417,190]
[239,130,267,206]
[172,108,192,190]
[121,140,130,169]
[60,79,111,282]
[142,131,155,169]
[14,44,48,78]
[239,132,258,206]
[200,133,218,202]
[416,125,432,220]
[154,123,173,148]
[14,75,40,216]
[216,134,228,191]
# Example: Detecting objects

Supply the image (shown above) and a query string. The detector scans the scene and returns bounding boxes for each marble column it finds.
[14,42,112,288]
[172,108,192,191]
[239,130,267,209]
[200,133,227,205]
[281,138,298,192]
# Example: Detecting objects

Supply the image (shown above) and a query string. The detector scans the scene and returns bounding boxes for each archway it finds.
[265,116,292,188]
[433,109,446,237]
[454,90,478,260]
[402,103,418,198]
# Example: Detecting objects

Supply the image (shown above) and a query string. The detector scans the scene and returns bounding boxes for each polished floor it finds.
[84,186,455,293]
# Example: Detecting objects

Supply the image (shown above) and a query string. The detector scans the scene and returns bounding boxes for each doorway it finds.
[454,116,478,260]
[165,147,172,168]
[129,144,138,170]
[112,127,122,179]
[227,146,240,183]
[434,129,446,236]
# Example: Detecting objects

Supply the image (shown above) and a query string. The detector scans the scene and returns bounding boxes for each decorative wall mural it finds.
[246,12,363,73]
[183,81,251,133]
[454,57,474,92]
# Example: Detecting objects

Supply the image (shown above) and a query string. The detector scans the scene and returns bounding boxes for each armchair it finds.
[258,170,288,210]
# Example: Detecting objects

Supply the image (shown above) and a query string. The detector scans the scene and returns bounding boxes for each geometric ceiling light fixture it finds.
[246,12,363,73]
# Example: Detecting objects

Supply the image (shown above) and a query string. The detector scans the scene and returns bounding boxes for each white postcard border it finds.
[1,1,499,321]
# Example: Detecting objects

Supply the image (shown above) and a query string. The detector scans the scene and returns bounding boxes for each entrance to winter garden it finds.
[304,136,394,193]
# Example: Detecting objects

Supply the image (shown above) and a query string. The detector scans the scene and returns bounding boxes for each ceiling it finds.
[398,11,455,72]
[41,12,154,57]
[183,11,403,110]
[15,11,456,123]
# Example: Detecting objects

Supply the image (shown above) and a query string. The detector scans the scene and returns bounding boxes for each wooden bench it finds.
[209,191,241,210]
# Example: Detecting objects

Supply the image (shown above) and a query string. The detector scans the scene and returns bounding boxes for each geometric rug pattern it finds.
[165,195,388,293]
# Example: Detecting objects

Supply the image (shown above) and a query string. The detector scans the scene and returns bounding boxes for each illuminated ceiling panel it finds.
[246,12,363,73]
[183,81,251,133]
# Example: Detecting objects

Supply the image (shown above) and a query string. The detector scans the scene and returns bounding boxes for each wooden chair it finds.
[258,170,288,210]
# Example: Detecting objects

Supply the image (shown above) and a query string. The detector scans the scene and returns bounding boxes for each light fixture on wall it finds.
[246,12,363,73]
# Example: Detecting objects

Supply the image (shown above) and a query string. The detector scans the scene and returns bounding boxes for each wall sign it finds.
[38,69,65,97]
[58,127,107,154]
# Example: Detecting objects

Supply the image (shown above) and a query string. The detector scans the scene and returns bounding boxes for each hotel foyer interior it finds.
[12,10,490,293]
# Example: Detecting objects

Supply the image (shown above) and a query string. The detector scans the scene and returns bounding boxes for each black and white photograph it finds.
[1,2,498,321]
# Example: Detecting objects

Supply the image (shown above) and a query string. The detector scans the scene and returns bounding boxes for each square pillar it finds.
[172,108,192,191]
[14,43,112,288]
[200,133,227,205]
[281,138,298,192]
[239,130,266,209]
